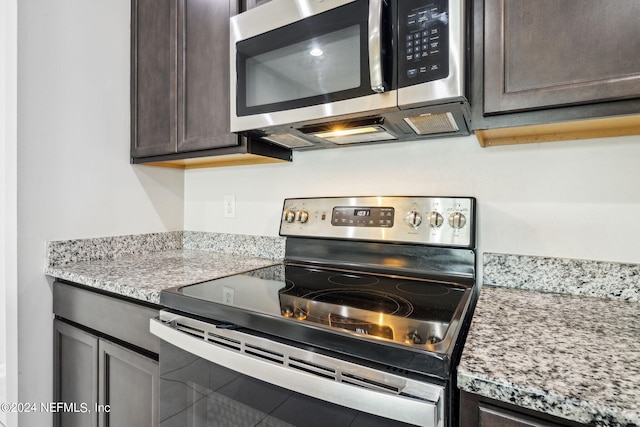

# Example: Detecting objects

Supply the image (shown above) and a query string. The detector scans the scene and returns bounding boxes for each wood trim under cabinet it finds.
[131,136,292,169]
[475,114,640,147]
[139,152,290,169]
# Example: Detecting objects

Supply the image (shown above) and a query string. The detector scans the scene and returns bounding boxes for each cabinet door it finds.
[460,392,581,427]
[131,0,178,157]
[177,0,239,152]
[478,403,563,427]
[54,320,99,427]
[98,339,159,427]
[244,0,272,9]
[483,0,640,115]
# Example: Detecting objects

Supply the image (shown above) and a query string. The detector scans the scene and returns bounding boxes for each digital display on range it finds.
[331,206,394,228]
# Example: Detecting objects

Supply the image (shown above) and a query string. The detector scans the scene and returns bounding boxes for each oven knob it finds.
[281,307,294,318]
[427,211,444,228]
[426,335,442,344]
[405,211,422,228]
[283,210,296,223]
[406,331,423,345]
[297,210,309,223]
[448,212,467,229]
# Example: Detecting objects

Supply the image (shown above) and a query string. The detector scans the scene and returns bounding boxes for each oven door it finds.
[230,0,397,133]
[151,312,445,427]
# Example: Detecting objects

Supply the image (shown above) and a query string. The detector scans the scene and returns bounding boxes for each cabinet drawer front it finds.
[479,403,564,427]
[53,281,160,354]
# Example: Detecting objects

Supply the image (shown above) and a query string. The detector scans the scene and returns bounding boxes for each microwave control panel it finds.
[398,0,449,88]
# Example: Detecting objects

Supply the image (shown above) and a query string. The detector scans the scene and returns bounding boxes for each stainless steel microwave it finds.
[230,0,469,150]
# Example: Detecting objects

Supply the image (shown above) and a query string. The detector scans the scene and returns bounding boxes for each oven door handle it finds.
[368,0,385,93]
[150,317,443,427]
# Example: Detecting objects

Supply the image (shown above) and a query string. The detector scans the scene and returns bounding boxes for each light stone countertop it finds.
[458,253,640,426]
[45,249,280,304]
[45,231,284,304]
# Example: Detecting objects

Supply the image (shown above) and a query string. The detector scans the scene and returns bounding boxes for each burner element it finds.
[303,289,414,317]
[396,281,452,297]
[328,274,379,287]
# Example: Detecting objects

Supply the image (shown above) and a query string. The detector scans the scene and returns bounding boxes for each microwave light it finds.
[313,126,380,139]
[309,47,323,57]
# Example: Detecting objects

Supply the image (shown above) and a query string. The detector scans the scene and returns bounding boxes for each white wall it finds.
[185,133,640,265]
[17,1,184,425]
[2,0,18,425]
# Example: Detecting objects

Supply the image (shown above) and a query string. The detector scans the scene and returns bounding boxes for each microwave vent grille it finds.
[263,133,314,149]
[404,112,459,135]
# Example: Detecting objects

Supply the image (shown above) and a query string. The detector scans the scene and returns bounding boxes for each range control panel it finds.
[280,196,475,248]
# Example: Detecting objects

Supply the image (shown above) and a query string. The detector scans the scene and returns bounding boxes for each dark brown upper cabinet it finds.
[177,0,238,153]
[131,0,290,168]
[472,0,640,146]
[131,0,177,159]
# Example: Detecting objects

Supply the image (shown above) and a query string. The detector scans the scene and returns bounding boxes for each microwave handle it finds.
[368,0,385,93]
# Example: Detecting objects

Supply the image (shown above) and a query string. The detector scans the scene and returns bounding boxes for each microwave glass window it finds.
[245,25,361,108]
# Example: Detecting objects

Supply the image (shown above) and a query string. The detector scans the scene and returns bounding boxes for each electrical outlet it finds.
[222,286,235,305]
[223,194,236,218]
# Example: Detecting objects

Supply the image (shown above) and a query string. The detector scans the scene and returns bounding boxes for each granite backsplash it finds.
[483,252,640,302]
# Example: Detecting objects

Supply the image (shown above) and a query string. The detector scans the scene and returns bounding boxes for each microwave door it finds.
[230,0,397,133]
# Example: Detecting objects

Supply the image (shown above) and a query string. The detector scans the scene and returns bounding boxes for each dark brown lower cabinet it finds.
[459,391,587,427]
[53,282,160,427]
[54,321,159,427]
[99,339,158,427]
[54,320,99,427]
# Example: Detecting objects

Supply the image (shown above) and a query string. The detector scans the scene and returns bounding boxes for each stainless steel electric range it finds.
[152,196,477,427]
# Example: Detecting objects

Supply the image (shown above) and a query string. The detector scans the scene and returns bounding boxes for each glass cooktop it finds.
[173,263,470,351]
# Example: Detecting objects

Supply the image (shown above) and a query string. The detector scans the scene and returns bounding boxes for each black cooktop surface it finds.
[178,264,465,317]
[171,264,469,350]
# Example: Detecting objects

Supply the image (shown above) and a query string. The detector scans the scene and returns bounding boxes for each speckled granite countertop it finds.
[45,231,284,305]
[46,249,280,304]
[458,253,640,426]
